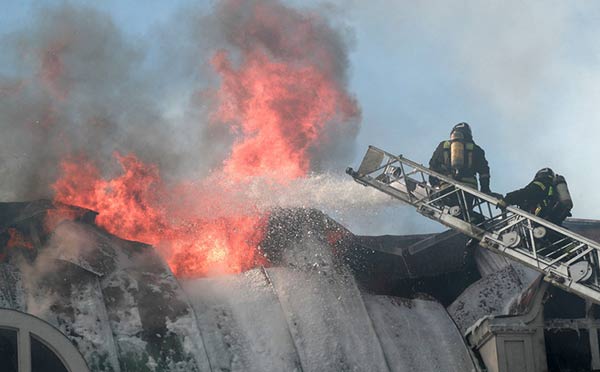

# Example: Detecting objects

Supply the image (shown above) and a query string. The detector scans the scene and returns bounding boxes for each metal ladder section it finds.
[346,145,600,304]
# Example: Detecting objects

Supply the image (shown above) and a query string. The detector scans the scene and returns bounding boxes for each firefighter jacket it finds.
[429,140,490,192]
[504,177,565,225]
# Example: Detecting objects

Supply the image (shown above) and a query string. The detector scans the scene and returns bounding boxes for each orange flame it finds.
[0,227,34,262]
[53,153,268,277]
[44,204,90,233]
[54,153,167,244]
[214,50,358,182]
[51,3,359,278]
[6,228,34,250]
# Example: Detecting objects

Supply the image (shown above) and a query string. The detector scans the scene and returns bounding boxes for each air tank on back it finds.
[555,174,573,210]
[450,141,465,171]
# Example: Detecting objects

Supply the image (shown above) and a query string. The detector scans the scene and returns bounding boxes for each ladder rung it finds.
[348,146,600,305]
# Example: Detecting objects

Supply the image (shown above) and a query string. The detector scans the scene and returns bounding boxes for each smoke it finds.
[1,5,169,199]
[0,0,372,277]
[17,221,98,317]
[0,0,360,200]
[204,0,360,177]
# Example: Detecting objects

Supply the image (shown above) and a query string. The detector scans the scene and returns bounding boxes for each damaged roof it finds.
[0,200,477,372]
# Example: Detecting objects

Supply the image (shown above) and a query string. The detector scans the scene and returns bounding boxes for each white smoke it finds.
[18,221,98,317]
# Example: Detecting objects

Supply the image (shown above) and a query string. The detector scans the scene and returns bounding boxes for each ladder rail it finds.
[392,147,600,248]
[350,145,600,249]
[347,145,600,304]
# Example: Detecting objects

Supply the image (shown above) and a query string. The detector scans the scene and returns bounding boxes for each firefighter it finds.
[497,168,573,226]
[429,122,491,193]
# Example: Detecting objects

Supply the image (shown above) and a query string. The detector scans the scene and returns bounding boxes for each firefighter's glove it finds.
[496,199,508,210]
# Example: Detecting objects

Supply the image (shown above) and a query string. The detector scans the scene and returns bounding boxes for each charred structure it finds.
[1,200,599,371]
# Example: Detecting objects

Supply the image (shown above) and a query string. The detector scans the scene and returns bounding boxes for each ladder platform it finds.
[347,146,600,304]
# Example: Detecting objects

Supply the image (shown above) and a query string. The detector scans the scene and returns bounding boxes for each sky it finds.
[345,1,600,224]
[1,0,600,234]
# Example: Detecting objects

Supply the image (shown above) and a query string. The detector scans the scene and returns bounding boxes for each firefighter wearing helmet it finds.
[498,168,573,226]
[429,122,491,193]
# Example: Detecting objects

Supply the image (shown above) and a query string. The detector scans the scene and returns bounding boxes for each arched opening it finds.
[0,328,18,372]
[0,308,90,372]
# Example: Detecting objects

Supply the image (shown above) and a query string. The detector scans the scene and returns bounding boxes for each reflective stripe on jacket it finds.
[532,180,554,217]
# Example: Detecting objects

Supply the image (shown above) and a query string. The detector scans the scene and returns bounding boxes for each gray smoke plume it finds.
[212,0,360,172]
[0,0,360,201]
[1,4,175,199]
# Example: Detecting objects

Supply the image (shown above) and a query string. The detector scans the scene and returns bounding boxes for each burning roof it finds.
[0,200,476,371]
[0,0,365,281]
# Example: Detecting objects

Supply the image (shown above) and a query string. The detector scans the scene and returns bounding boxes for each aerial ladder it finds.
[347,145,600,304]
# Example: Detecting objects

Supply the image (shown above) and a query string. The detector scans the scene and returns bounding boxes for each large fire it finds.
[53,153,269,277]
[214,50,358,182]
[50,1,359,277]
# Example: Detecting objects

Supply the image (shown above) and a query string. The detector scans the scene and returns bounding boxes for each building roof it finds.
[0,201,476,371]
